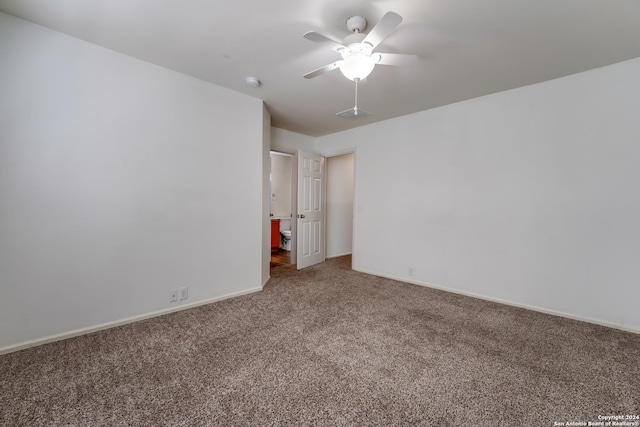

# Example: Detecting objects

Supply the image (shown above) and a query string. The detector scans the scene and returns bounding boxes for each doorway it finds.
[268,149,355,270]
[270,151,294,267]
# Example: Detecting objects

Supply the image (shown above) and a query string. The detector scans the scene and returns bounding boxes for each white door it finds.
[296,150,325,269]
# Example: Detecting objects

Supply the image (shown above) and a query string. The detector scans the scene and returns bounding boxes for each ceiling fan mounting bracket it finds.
[346,15,367,33]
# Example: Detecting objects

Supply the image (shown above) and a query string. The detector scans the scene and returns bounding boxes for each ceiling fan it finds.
[303,11,418,82]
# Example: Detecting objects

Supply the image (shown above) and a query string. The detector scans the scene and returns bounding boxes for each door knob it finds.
[297,214,306,218]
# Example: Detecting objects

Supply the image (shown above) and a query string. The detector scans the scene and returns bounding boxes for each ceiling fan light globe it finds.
[339,53,375,81]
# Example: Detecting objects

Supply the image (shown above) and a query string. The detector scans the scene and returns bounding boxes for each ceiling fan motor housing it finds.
[342,32,367,47]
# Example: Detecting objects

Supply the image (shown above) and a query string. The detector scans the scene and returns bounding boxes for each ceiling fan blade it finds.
[375,53,419,66]
[303,31,347,52]
[362,11,403,49]
[303,61,343,79]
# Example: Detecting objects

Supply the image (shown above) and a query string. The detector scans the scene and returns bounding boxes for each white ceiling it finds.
[1,0,639,137]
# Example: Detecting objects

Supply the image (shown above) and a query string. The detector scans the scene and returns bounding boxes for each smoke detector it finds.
[245,77,261,88]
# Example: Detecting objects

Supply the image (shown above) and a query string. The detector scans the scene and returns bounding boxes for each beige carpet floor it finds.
[1,256,639,426]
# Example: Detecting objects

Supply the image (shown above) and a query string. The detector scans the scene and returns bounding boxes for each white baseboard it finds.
[262,276,271,289]
[0,287,263,356]
[326,252,352,259]
[353,267,640,335]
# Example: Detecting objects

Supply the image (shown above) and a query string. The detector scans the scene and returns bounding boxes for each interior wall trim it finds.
[353,267,640,335]
[0,287,263,356]
[326,252,352,259]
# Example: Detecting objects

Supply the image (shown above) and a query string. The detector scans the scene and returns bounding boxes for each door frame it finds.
[266,148,356,270]
[269,150,297,265]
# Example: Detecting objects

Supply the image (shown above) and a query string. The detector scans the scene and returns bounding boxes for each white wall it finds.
[0,13,266,352]
[326,153,354,258]
[316,57,640,332]
[271,127,316,153]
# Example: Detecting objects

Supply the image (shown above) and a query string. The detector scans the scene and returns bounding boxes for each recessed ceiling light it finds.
[245,77,261,88]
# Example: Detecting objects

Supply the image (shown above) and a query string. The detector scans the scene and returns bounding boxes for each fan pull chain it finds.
[354,78,359,115]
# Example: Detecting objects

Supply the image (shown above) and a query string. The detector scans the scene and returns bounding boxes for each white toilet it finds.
[281,230,291,251]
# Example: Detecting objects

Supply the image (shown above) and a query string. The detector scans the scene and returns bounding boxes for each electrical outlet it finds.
[408,266,414,277]
[169,289,178,303]
[179,286,188,301]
